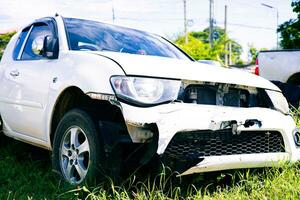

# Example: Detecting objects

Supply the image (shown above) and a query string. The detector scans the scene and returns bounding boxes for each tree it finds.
[278,1,300,49]
[248,45,258,64]
[175,27,243,65]
[175,34,211,61]
[0,32,15,59]
[248,45,268,64]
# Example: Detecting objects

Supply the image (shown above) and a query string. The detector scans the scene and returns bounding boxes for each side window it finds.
[21,23,53,60]
[13,27,30,60]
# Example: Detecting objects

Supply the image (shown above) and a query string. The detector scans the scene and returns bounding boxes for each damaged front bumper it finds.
[120,102,300,175]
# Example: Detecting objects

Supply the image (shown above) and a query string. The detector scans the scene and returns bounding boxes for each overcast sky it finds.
[0,0,296,61]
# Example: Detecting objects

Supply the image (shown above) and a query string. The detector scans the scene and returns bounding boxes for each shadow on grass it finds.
[0,135,49,163]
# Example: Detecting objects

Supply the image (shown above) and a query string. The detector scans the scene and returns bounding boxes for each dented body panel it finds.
[92,51,281,92]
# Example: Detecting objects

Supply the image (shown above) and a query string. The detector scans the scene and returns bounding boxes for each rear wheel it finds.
[52,109,105,185]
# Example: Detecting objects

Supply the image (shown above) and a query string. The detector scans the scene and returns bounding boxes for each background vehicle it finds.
[0,15,299,186]
[258,50,300,84]
[230,64,258,75]
[258,50,300,107]
[198,60,222,67]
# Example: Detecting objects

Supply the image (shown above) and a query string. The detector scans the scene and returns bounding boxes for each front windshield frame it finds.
[62,17,192,60]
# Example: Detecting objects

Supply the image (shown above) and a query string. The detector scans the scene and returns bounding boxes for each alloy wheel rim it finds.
[59,126,90,184]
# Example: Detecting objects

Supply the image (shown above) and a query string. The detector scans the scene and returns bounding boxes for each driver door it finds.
[0,21,57,141]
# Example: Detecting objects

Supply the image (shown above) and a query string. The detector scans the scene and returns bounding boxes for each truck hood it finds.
[92,51,280,91]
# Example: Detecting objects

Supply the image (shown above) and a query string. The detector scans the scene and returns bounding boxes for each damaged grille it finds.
[164,130,285,159]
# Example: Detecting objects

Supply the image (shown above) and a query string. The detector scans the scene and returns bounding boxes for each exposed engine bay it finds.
[178,81,273,109]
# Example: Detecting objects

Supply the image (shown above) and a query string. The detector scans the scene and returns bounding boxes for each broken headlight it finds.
[110,76,181,106]
[266,90,289,114]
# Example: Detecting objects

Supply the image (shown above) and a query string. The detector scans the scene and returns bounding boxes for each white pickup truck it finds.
[258,50,300,107]
[0,15,300,185]
[258,50,300,84]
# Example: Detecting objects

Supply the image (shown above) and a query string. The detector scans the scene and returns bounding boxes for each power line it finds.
[117,17,183,21]
[217,21,276,30]
[117,17,276,31]
[226,0,262,9]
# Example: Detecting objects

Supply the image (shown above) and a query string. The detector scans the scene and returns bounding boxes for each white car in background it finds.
[198,60,222,67]
[0,15,299,185]
[257,50,300,107]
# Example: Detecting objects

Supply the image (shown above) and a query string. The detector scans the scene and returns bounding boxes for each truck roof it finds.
[260,49,300,53]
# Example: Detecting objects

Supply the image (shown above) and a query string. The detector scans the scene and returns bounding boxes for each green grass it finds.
[0,137,76,199]
[1,110,300,199]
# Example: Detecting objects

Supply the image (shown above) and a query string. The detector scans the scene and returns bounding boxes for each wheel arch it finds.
[49,86,160,176]
[49,86,85,146]
[49,86,127,147]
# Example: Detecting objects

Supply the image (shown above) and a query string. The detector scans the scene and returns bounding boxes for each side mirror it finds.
[43,35,59,59]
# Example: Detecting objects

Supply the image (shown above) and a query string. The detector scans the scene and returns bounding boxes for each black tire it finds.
[52,109,105,185]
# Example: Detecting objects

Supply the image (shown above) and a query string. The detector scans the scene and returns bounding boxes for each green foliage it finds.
[175,34,211,61]
[248,46,268,65]
[174,27,243,65]
[0,137,75,199]
[278,1,300,49]
[292,0,300,19]
[249,46,258,64]
[0,32,15,60]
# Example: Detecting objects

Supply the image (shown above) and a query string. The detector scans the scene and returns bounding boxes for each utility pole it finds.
[224,5,228,66]
[209,0,214,48]
[261,3,279,49]
[112,0,116,23]
[229,42,232,65]
[184,0,188,44]
[276,10,279,49]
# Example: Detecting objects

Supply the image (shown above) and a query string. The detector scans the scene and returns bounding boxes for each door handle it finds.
[10,70,20,77]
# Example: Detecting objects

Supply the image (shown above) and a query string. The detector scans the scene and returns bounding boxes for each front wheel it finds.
[52,109,104,185]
